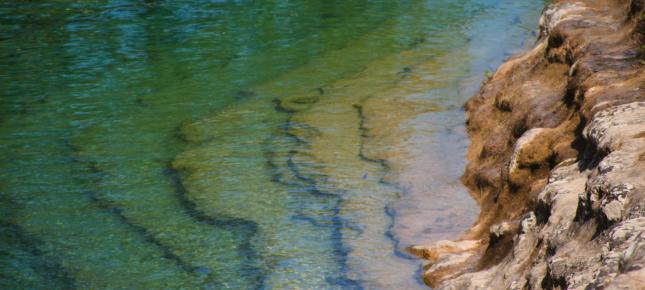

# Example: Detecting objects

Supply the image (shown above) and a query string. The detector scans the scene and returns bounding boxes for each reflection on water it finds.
[0,0,543,288]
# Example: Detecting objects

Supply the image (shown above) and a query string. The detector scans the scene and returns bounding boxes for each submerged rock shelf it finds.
[172,38,468,289]
[0,1,546,289]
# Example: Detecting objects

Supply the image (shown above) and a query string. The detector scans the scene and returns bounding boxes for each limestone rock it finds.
[415,0,645,288]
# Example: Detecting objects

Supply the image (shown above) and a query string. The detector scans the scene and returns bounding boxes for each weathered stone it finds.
[415,0,645,288]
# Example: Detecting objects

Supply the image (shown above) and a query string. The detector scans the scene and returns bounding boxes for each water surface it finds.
[1,1,543,288]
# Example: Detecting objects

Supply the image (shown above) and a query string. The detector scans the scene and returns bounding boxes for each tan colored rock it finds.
[415,0,645,288]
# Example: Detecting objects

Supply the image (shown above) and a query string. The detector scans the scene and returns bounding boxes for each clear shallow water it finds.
[0,1,542,289]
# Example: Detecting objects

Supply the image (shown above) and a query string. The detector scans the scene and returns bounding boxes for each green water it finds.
[1,1,543,289]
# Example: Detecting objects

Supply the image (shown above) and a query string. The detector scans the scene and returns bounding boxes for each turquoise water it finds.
[0,1,543,289]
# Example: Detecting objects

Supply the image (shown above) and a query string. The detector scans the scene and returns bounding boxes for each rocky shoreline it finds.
[410,0,645,289]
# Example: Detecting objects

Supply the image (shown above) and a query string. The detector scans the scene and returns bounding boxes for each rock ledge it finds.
[412,0,645,289]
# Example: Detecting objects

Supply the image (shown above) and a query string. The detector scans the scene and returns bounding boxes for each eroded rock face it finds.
[412,0,645,289]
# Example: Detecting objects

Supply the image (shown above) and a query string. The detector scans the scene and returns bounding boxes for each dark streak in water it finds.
[397,66,414,77]
[84,189,205,277]
[64,137,261,287]
[287,161,363,290]
[353,103,391,170]
[65,154,211,281]
[163,165,258,232]
[0,221,77,289]
[384,205,420,260]
[266,151,362,288]
[163,164,264,288]
[408,36,426,48]
[273,98,295,114]
[353,103,422,269]
[64,139,213,280]
[287,152,322,186]
[235,90,257,101]
[134,97,149,107]
[270,101,363,289]
[290,211,333,228]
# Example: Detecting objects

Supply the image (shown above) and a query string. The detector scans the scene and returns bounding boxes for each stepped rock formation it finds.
[410,0,645,288]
